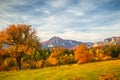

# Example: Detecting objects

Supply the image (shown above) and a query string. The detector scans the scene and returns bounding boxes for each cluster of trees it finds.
[0,24,120,71]
[74,44,120,64]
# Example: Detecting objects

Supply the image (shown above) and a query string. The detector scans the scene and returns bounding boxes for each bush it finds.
[49,57,58,66]
[64,55,75,64]
[0,66,4,71]
[28,60,36,69]
[0,58,17,71]
[95,57,100,61]
[102,55,112,61]
[98,73,116,80]
[22,55,31,61]
[118,54,120,59]
[22,62,30,69]
[22,60,36,69]
[36,59,44,68]
[43,59,51,67]
[77,58,87,65]
[4,58,17,68]
[95,53,105,61]
[0,58,3,66]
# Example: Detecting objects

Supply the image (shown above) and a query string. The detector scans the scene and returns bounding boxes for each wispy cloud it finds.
[0,0,120,42]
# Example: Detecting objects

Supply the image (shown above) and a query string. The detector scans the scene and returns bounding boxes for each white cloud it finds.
[0,0,120,42]
[48,0,67,8]
[34,8,50,14]
[37,28,105,42]
[36,21,120,42]
[65,9,85,16]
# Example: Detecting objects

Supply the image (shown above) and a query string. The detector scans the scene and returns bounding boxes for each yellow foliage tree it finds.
[95,49,105,61]
[48,47,65,66]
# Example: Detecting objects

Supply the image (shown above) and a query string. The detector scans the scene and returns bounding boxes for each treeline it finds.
[0,24,120,71]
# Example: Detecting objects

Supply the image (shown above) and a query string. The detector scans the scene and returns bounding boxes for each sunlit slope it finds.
[0,60,120,80]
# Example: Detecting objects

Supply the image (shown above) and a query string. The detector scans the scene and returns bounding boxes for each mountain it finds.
[42,36,120,49]
[42,36,93,49]
[93,36,120,47]
[104,36,120,45]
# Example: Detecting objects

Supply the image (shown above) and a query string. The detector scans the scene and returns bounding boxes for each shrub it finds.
[43,59,51,67]
[0,58,17,71]
[22,60,36,69]
[77,58,87,65]
[22,62,30,69]
[0,66,4,71]
[118,54,120,59]
[94,57,99,61]
[98,73,116,80]
[64,55,75,64]
[22,55,31,62]
[102,55,112,61]
[36,59,44,68]
[49,57,58,66]
[95,53,105,61]
[28,60,36,69]
[0,58,3,66]
[4,58,17,68]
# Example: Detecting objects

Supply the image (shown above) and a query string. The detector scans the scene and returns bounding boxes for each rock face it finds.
[93,36,120,47]
[104,37,120,45]
[42,36,93,49]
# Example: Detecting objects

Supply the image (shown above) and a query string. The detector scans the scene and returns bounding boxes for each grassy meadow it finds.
[0,60,120,80]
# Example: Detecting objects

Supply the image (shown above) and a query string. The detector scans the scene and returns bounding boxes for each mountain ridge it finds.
[42,36,120,49]
[42,36,93,49]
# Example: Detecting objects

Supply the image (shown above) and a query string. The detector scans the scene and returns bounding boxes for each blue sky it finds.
[0,0,120,42]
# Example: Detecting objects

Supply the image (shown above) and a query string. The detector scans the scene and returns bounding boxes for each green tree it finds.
[104,44,120,58]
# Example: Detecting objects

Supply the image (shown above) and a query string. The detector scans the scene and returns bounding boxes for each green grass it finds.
[0,60,120,80]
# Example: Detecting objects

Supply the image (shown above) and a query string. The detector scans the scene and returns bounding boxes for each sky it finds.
[0,0,120,42]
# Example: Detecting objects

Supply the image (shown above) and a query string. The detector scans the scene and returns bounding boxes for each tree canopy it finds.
[0,24,41,70]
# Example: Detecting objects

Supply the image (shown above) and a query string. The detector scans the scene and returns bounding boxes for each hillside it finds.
[0,60,120,80]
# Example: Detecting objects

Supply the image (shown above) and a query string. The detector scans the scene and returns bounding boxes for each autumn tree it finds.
[48,47,67,66]
[74,44,94,64]
[0,24,41,70]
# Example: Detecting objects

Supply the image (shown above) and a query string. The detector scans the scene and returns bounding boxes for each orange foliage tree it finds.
[0,24,41,70]
[74,44,94,64]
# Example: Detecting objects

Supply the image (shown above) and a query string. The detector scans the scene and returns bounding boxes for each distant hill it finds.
[42,36,93,49]
[42,36,120,48]
[93,36,120,47]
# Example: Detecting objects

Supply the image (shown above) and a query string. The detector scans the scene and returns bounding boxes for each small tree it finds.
[0,24,41,70]
[48,47,65,66]
[74,44,94,64]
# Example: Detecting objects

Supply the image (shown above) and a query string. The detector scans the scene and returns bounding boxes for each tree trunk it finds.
[16,56,21,70]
